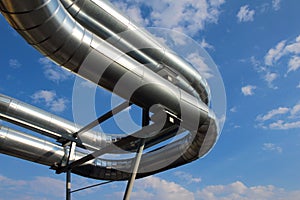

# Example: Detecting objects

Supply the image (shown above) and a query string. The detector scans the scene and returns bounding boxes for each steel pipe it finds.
[0,0,219,181]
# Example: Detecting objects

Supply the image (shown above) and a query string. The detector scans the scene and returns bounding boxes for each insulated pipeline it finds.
[0,0,219,181]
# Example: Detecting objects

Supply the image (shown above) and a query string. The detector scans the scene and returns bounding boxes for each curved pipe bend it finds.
[0,0,219,180]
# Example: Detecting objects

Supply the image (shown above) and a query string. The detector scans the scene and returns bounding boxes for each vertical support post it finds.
[123,109,149,200]
[66,170,71,200]
[65,142,76,200]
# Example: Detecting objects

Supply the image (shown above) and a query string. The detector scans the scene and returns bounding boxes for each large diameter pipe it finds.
[0,93,181,153]
[0,0,210,131]
[0,94,108,151]
[0,117,217,181]
[0,126,64,166]
[0,0,219,180]
[61,0,210,104]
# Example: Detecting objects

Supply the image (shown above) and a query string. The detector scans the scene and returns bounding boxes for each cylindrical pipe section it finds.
[0,0,219,181]
[61,0,210,103]
[0,94,108,150]
[0,126,64,166]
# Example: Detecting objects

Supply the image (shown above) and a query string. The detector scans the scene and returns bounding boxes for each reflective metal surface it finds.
[0,0,219,181]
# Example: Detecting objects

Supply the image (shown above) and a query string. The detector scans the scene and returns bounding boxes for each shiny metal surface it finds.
[62,0,210,103]
[0,0,219,181]
[0,93,180,152]
[0,93,217,180]
[0,94,108,151]
[0,125,64,166]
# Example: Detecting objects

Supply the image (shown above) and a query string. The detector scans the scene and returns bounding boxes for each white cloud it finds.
[264,35,300,69]
[262,143,283,153]
[28,176,65,196]
[187,52,213,79]
[196,181,300,200]
[272,0,281,11]
[237,5,255,23]
[0,175,65,199]
[113,1,149,26]
[256,107,289,122]
[285,35,300,54]
[31,90,68,112]
[290,103,300,118]
[131,176,195,200]
[241,85,256,96]
[50,98,68,112]
[264,40,286,66]
[9,59,21,68]
[269,120,300,130]
[39,57,73,83]
[257,103,300,130]
[114,0,225,36]
[250,56,263,71]
[200,38,215,50]
[230,107,237,113]
[297,82,300,89]
[3,174,300,200]
[287,56,300,73]
[264,72,278,89]
[31,90,56,102]
[196,181,247,200]
[174,171,202,184]
[254,35,300,87]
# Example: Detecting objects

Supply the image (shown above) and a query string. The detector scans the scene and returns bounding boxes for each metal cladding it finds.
[0,0,219,181]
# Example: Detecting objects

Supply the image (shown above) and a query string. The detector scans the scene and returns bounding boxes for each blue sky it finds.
[1,0,300,199]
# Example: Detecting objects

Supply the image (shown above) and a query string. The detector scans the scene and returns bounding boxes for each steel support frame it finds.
[63,103,149,200]
[63,101,131,200]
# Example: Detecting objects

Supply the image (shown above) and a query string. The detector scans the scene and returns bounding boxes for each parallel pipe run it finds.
[60,0,210,104]
[0,0,219,181]
[0,94,181,154]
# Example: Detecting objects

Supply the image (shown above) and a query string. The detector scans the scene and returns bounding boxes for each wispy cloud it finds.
[230,107,237,113]
[287,56,300,74]
[234,125,241,129]
[131,176,194,200]
[9,59,21,68]
[187,52,213,79]
[285,35,300,54]
[262,143,283,153]
[237,5,255,23]
[256,107,289,122]
[31,90,68,112]
[251,56,278,88]
[251,35,300,89]
[264,72,279,89]
[269,120,300,130]
[0,174,104,199]
[200,38,215,51]
[196,181,300,200]
[174,171,202,185]
[297,82,300,89]
[264,35,300,74]
[39,57,73,83]
[2,174,300,200]
[272,0,281,11]
[241,85,256,96]
[0,175,65,199]
[256,103,300,130]
[114,0,225,36]
[290,104,300,118]
[264,40,286,66]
